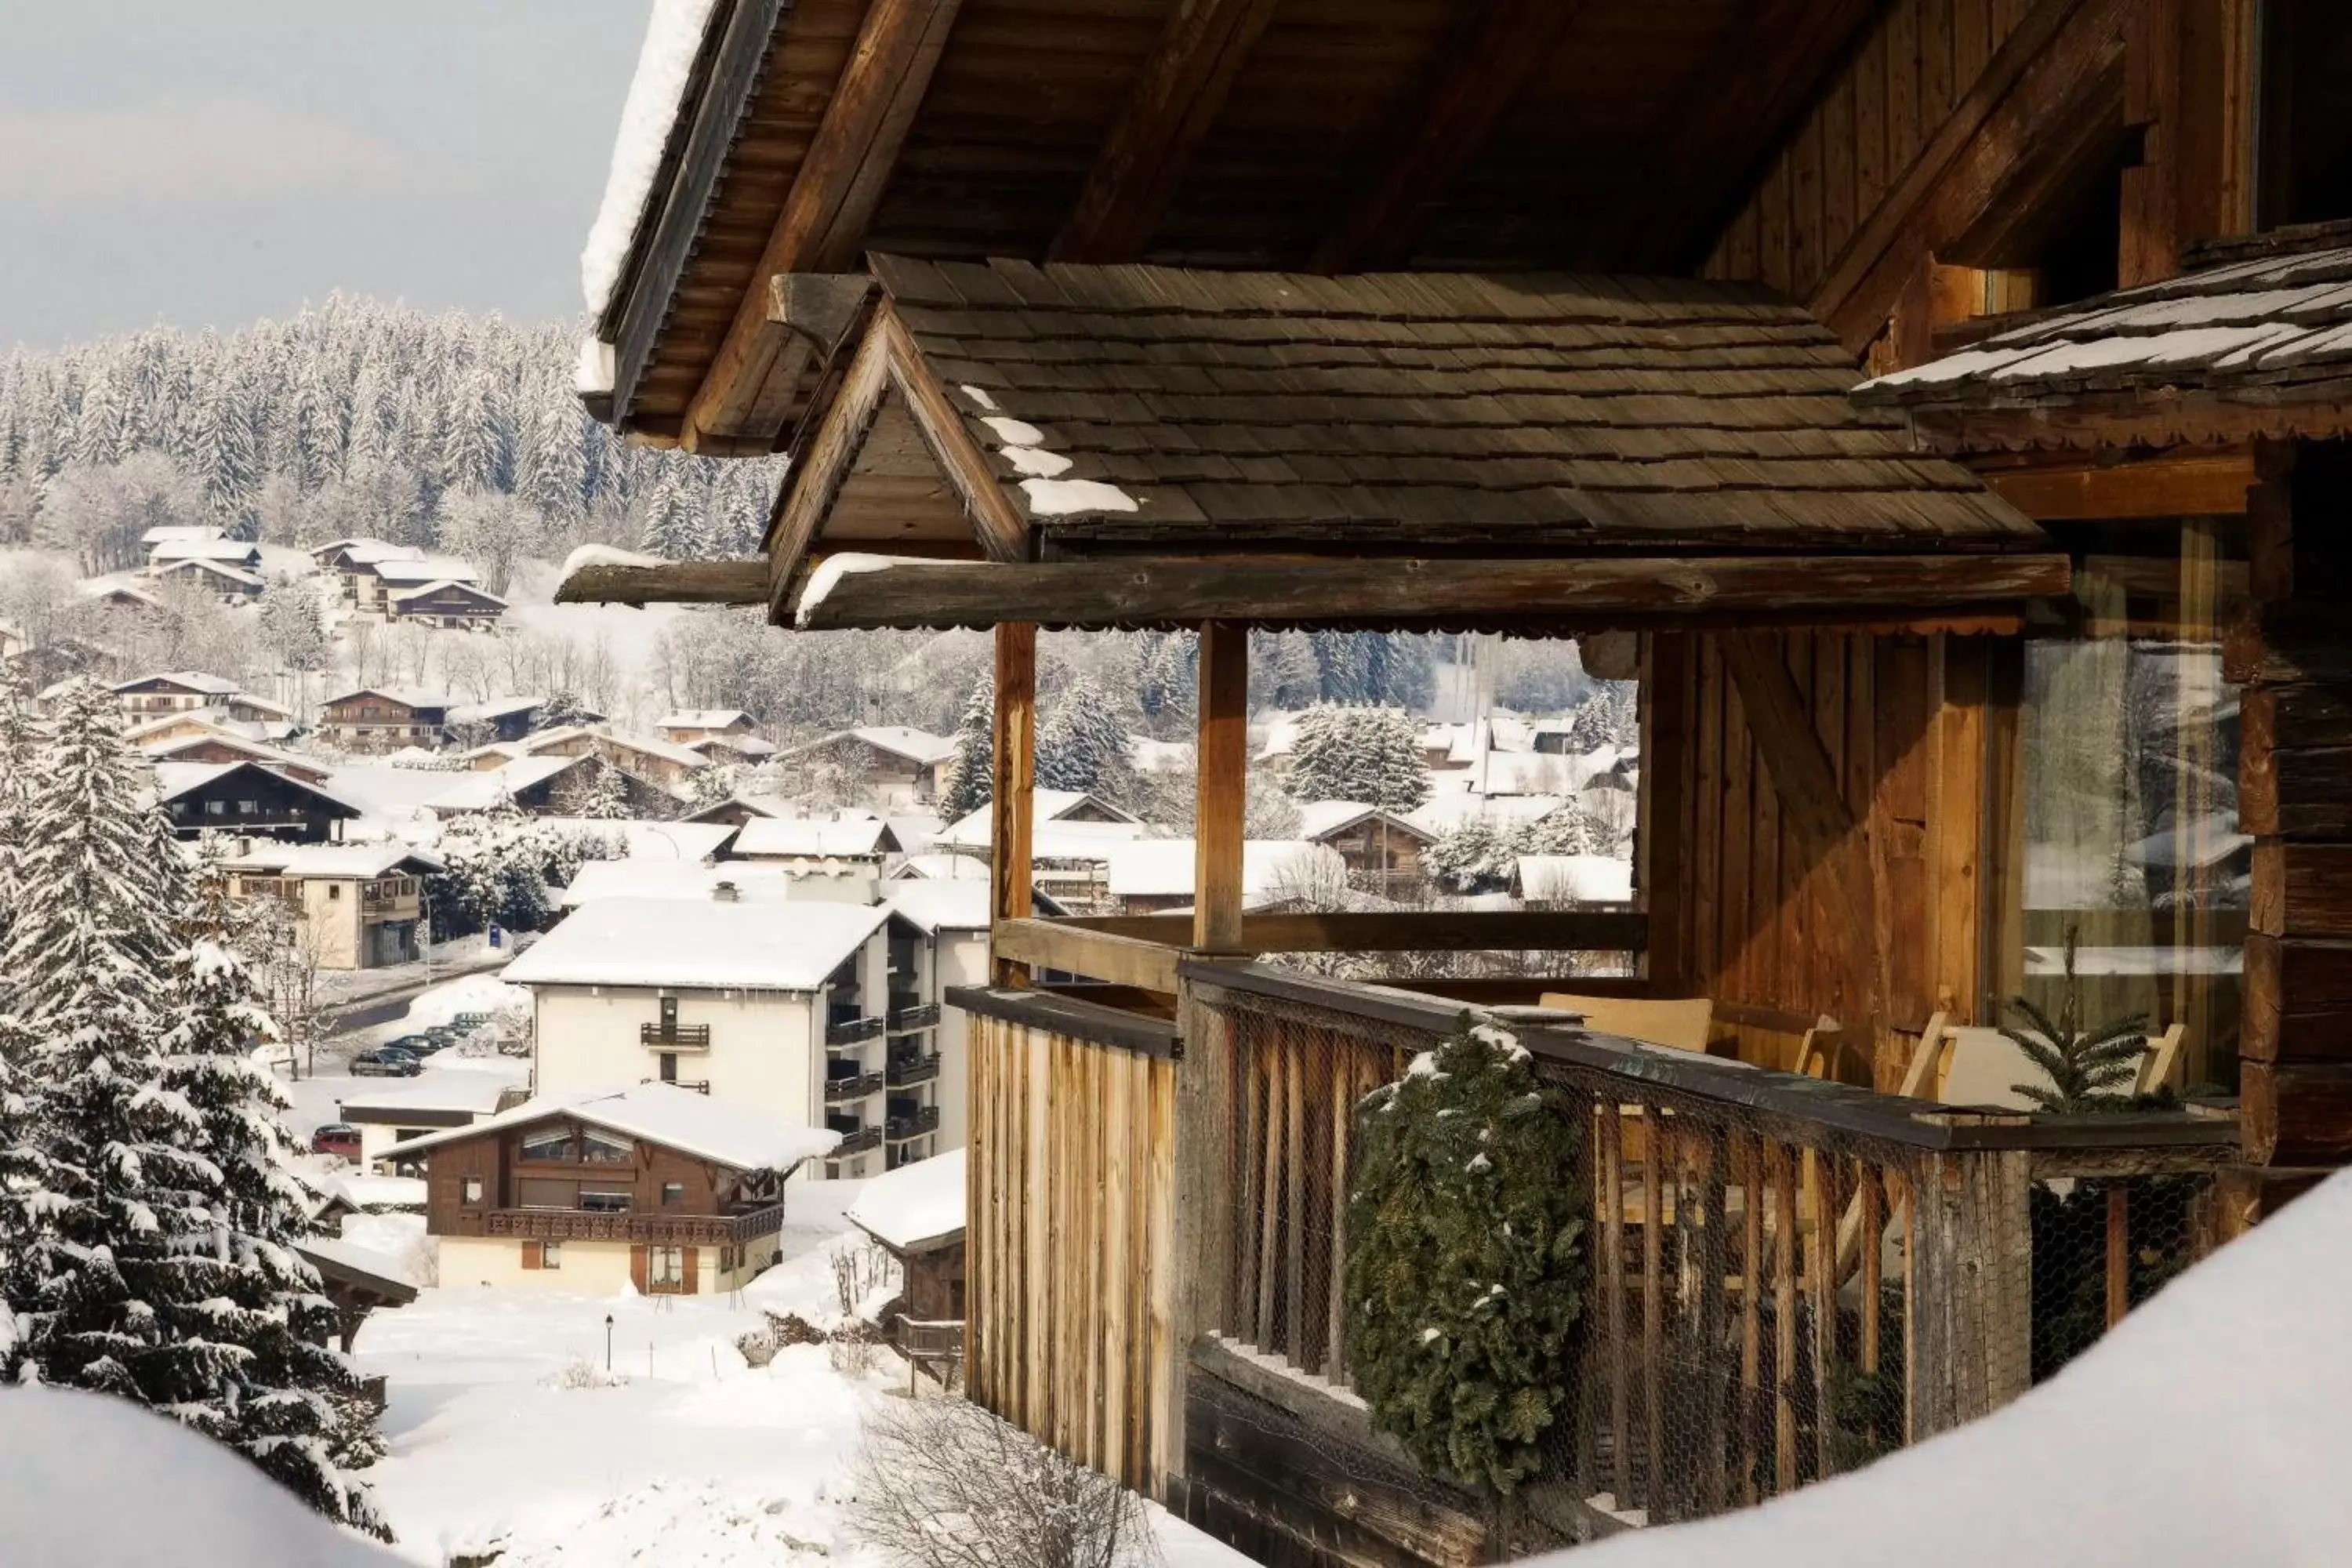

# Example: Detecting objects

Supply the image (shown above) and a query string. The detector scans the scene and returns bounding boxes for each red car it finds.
[310,1123,361,1160]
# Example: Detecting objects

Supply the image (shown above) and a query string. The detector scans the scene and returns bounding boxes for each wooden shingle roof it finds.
[873,257,2037,554]
[1856,231,2352,452]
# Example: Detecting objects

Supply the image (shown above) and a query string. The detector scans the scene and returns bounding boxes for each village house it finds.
[319,688,453,753]
[846,1147,968,1353]
[419,753,671,819]
[401,1083,837,1296]
[1105,839,1343,916]
[504,892,959,1179]
[932,787,1144,909]
[446,695,547,745]
[657,709,757,747]
[140,523,223,555]
[1294,800,1436,894]
[223,843,441,969]
[141,729,328,783]
[78,579,164,618]
[386,579,506,630]
[98,670,245,717]
[144,535,260,575]
[725,815,900,881]
[775,726,956,806]
[309,539,419,606]
[337,1076,510,1177]
[155,760,358,845]
[561,0,2343,1561]
[151,555,265,604]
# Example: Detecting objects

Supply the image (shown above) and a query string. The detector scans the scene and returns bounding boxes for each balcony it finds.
[827,1116,884,1156]
[640,1022,712,1050]
[885,1104,941,1142]
[826,1014,884,1047]
[481,1202,782,1247]
[887,1001,941,1033]
[886,1049,942,1089]
[825,1068,884,1103]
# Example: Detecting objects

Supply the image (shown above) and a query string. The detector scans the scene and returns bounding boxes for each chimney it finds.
[713,880,739,903]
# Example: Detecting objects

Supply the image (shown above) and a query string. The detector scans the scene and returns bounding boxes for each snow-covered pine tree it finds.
[938,672,994,820]
[1425,815,1513,895]
[1036,674,1131,793]
[571,762,633,819]
[0,671,34,971]
[256,577,330,676]
[1286,703,1431,811]
[637,463,708,559]
[1512,802,1591,857]
[534,690,593,731]
[153,867,387,1536]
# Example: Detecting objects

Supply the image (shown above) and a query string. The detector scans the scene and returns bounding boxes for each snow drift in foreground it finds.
[1554,1167,2352,1567]
[0,1385,401,1566]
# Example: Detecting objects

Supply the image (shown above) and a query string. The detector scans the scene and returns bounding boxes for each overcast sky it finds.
[0,1,650,350]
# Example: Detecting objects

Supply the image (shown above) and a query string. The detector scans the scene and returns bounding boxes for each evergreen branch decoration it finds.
[2001,931,2149,1115]
[1345,1014,1585,1495]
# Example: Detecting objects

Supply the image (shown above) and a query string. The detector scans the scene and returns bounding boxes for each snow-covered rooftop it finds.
[579,0,725,318]
[1515,853,1635,905]
[532,817,737,862]
[227,843,445,879]
[324,687,453,713]
[149,537,261,564]
[503,896,891,991]
[847,1147,967,1252]
[660,708,753,730]
[599,730,712,770]
[367,556,480,586]
[1294,799,1434,843]
[558,859,801,908]
[397,1081,840,1173]
[884,877,991,934]
[339,1076,512,1119]
[150,760,361,814]
[155,557,265,588]
[730,817,898,859]
[1105,839,1342,900]
[423,754,587,813]
[888,851,989,881]
[389,579,506,607]
[448,695,545,724]
[140,523,224,545]
[116,669,242,695]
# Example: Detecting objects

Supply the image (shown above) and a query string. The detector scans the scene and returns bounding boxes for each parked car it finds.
[309,1123,361,1159]
[387,1033,442,1055]
[423,1025,462,1045]
[350,1047,423,1078]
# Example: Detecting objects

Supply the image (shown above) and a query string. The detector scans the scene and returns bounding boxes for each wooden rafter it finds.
[681,0,966,452]
[761,314,897,606]
[1607,0,1890,272]
[1809,0,2132,355]
[1049,0,1282,263]
[1308,0,1586,274]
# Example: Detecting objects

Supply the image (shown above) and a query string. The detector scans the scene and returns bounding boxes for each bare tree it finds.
[851,1394,1158,1568]
[245,895,329,1079]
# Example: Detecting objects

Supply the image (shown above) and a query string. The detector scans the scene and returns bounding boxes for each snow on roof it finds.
[423,754,588,813]
[370,557,481,585]
[148,537,260,564]
[580,0,725,318]
[150,760,361,813]
[324,1174,427,1210]
[532,816,737,862]
[0,1385,405,1567]
[115,670,242,695]
[1405,793,1568,834]
[1514,853,1634,905]
[1293,799,1436,843]
[140,730,316,771]
[323,763,474,815]
[80,577,163,609]
[339,1075,510,1119]
[661,708,753,730]
[938,788,1142,848]
[888,852,988,881]
[398,1080,840,1172]
[340,540,423,565]
[295,1236,423,1296]
[558,859,801,908]
[601,730,712,770]
[227,843,445,878]
[140,524,224,545]
[853,724,956,764]
[389,579,506,607]
[847,1147,967,1251]
[503,896,891,990]
[885,877,991,934]
[731,817,898,858]
[155,557,264,587]
[1475,749,1599,797]
[325,687,453,712]
[691,731,779,758]
[448,695,545,724]
[1106,839,1341,899]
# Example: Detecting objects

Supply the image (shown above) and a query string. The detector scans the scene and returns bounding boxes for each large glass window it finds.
[2005,524,2247,1089]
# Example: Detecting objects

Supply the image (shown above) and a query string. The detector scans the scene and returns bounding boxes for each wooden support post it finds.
[1907,1149,2033,1439]
[1194,621,1248,953]
[991,622,1037,986]
[1642,1114,1664,1512]
[2103,1184,2131,1329]
[1599,1108,1629,1508]
[1770,1141,1798,1495]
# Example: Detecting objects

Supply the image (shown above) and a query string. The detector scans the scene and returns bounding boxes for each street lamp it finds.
[605,1313,615,1373]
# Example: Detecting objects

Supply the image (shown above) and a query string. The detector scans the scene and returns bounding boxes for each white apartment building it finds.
[506,887,975,1178]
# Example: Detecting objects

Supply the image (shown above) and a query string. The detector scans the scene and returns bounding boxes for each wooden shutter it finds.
[630,1244,648,1293]
[521,1241,543,1270]
[682,1244,699,1295]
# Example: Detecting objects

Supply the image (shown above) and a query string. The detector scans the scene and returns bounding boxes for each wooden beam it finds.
[681,0,965,451]
[558,542,988,608]
[1049,0,1281,263]
[1608,0,1889,272]
[1308,0,1587,273]
[764,315,898,612]
[1194,621,1248,952]
[789,551,2074,630]
[880,313,1030,563]
[1810,0,2132,354]
[1065,908,1649,955]
[992,916,1181,995]
[1904,388,2352,456]
[1976,452,2256,519]
[991,622,1037,985]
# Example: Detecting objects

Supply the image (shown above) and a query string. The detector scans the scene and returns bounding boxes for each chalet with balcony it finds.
[144,535,260,575]
[152,556,265,603]
[1294,801,1437,894]
[724,815,900,888]
[387,579,506,630]
[847,1146,968,1351]
[658,709,757,746]
[403,1083,837,1295]
[351,556,479,617]
[504,890,959,1179]
[775,726,956,806]
[224,843,443,970]
[309,539,419,605]
[447,695,548,745]
[320,688,453,753]
[154,761,359,845]
[560,0,2340,1561]
[934,789,1145,911]
[103,670,245,717]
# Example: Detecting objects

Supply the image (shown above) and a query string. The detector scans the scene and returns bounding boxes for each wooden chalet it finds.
[563,0,2341,1559]
[319,688,454,753]
[386,579,506,630]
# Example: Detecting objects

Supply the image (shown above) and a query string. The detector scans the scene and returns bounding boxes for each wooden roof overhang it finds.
[1855,227,2352,456]
[561,257,2067,634]
[586,0,1899,453]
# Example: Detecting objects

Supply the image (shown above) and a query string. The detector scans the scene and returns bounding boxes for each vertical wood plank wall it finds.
[1653,630,1998,1084]
[967,1014,1177,1496]
[1700,0,2042,299]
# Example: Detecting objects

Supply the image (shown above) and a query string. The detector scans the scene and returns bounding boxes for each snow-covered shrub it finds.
[851,1393,1157,1568]
[1348,1016,1587,1495]
[543,1356,629,1392]
[735,1329,779,1368]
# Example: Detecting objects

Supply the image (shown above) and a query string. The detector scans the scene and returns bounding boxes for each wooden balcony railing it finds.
[640,1023,712,1049]
[826,1069,884,1103]
[481,1203,783,1247]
